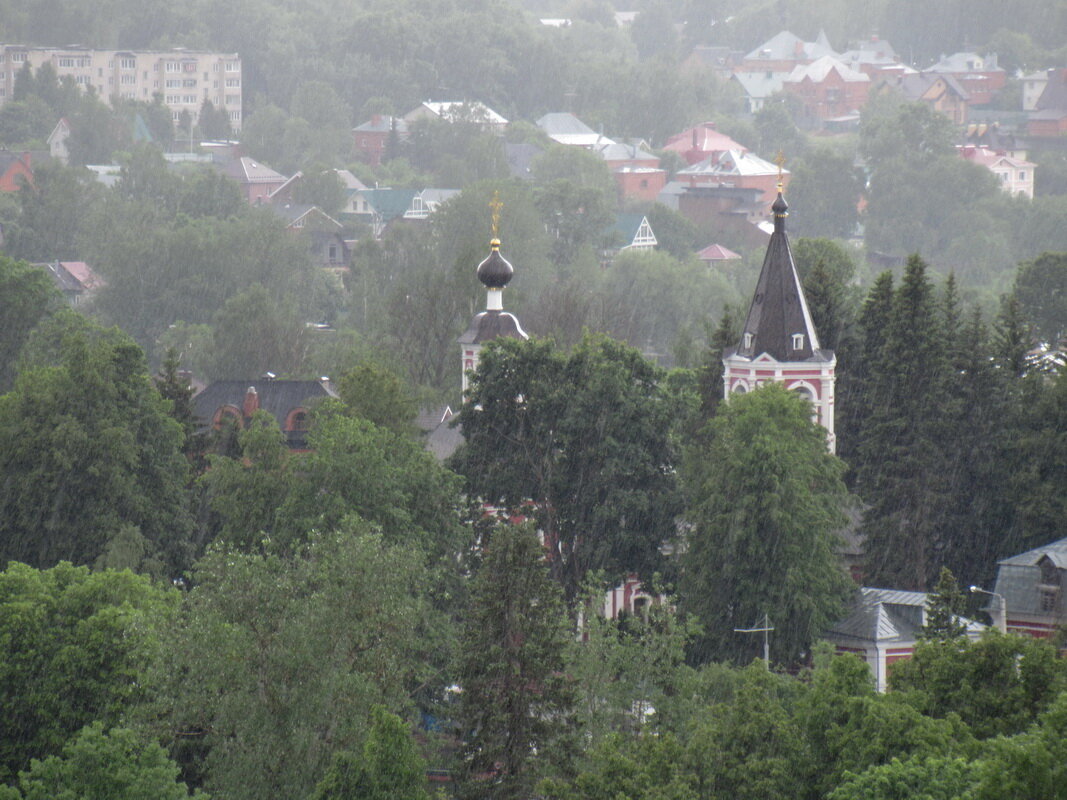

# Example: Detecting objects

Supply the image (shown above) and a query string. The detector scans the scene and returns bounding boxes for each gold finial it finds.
[775,150,786,193]
[489,190,503,239]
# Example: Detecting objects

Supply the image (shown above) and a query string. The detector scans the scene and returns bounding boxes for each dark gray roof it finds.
[993,537,1067,618]
[192,379,338,447]
[733,194,824,361]
[827,587,984,643]
[415,405,463,461]
[458,311,528,345]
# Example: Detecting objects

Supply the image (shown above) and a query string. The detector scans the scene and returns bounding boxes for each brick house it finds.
[783,56,870,127]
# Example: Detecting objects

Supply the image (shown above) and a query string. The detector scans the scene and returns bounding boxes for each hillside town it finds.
[2,0,1067,797]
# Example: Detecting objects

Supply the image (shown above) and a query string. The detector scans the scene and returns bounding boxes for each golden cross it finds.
[489,190,503,238]
[775,150,786,192]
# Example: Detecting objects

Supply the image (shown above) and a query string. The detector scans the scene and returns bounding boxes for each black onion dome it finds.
[772,192,788,232]
[477,238,514,289]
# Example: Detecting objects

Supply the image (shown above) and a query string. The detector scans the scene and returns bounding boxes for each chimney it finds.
[243,386,259,417]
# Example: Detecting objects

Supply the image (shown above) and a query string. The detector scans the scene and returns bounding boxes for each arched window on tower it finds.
[792,333,805,350]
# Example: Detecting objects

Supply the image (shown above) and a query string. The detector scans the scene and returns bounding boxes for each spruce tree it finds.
[455,523,575,799]
[921,567,968,641]
[857,256,952,590]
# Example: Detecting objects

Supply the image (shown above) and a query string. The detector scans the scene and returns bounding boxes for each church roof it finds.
[458,311,527,345]
[732,193,824,362]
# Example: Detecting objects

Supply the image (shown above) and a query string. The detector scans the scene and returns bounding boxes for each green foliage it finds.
[681,384,852,665]
[828,755,980,800]
[1013,251,1067,343]
[566,583,697,746]
[0,562,177,782]
[541,733,697,800]
[452,334,681,603]
[156,526,437,800]
[455,522,576,799]
[889,634,1067,739]
[310,706,429,800]
[203,284,310,380]
[0,315,193,571]
[10,723,204,800]
[336,361,419,436]
[0,254,60,391]
[787,149,862,240]
[922,567,969,641]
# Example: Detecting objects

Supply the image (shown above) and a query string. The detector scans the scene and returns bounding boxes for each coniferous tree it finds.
[857,256,952,590]
[922,567,968,641]
[836,271,894,474]
[455,522,576,799]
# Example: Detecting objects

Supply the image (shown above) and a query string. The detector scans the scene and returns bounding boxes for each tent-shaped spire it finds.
[734,191,821,361]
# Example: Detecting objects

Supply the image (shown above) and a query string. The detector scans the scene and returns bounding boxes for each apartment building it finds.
[0,46,242,130]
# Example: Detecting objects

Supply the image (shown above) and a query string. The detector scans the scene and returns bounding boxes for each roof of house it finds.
[415,405,464,461]
[957,144,1034,170]
[193,379,337,429]
[679,149,783,178]
[417,188,460,206]
[272,203,344,229]
[895,72,970,102]
[58,261,103,290]
[839,36,898,65]
[220,156,286,184]
[697,243,742,261]
[732,71,788,100]
[192,379,338,448]
[333,169,367,191]
[827,587,985,644]
[663,122,748,156]
[611,213,653,243]
[505,142,542,179]
[596,141,657,163]
[784,55,870,84]
[359,188,420,221]
[994,537,1067,618]
[930,51,1002,73]
[353,115,408,134]
[536,112,604,146]
[1036,69,1067,112]
[407,101,508,126]
[0,150,31,174]
[744,29,837,62]
[730,193,824,362]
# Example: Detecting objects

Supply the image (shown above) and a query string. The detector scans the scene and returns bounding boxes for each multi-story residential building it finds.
[0,46,242,130]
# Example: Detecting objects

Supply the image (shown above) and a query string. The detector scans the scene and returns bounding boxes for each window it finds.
[1019,171,1027,181]
[0,87,5,97]
[213,62,220,72]
[328,244,338,262]
[165,61,179,73]
[183,78,196,87]
[165,94,179,104]
[120,74,135,85]
[76,75,89,85]
[98,67,103,77]
[230,110,241,122]
[165,79,181,88]
[11,52,26,63]
[120,57,135,69]
[58,57,75,68]
[225,61,239,72]
[792,333,805,350]
[225,94,239,105]
[1041,589,1058,613]
[225,78,240,88]
[743,332,753,349]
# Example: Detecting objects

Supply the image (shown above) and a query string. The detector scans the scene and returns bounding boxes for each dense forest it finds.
[2,0,1067,797]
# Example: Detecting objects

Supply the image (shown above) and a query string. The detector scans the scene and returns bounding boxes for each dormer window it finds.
[743,332,753,349]
[792,333,805,350]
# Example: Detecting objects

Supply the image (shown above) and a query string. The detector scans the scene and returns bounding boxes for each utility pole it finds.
[734,613,774,666]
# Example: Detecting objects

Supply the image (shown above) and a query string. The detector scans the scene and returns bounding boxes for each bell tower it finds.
[458,194,528,394]
[721,173,837,451]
